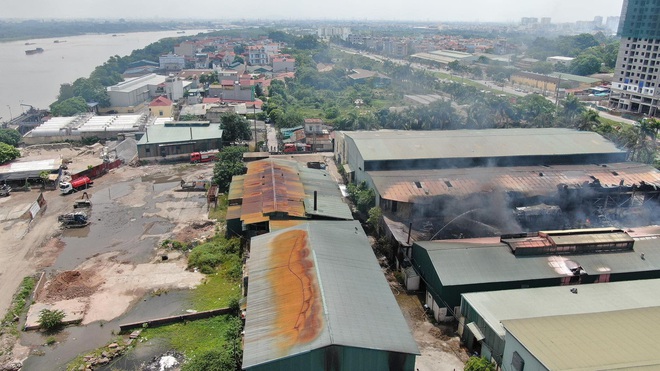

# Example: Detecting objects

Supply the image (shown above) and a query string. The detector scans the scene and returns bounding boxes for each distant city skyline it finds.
[2,0,624,23]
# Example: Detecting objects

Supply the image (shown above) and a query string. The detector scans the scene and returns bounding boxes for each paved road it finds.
[266,122,278,153]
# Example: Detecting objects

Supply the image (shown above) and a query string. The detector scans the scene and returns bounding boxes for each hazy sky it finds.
[3,0,624,23]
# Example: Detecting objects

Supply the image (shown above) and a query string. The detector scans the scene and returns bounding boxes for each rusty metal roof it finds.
[243,221,419,368]
[370,162,660,202]
[230,158,352,226]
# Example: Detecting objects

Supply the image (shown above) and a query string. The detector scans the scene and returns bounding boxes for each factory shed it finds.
[370,161,660,220]
[226,158,352,237]
[501,307,660,371]
[411,229,660,322]
[335,129,627,184]
[243,221,419,371]
[136,122,222,160]
[460,279,660,365]
[0,158,61,182]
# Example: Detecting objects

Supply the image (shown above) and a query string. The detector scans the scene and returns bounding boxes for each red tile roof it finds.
[149,96,173,107]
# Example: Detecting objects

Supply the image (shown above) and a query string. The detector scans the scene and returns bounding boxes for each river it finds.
[0,30,207,122]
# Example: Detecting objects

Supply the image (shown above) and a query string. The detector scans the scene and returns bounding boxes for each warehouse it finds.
[502,307,660,371]
[459,278,660,365]
[226,158,352,237]
[335,129,627,185]
[136,122,223,160]
[243,221,419,371]
[410,228,660,322]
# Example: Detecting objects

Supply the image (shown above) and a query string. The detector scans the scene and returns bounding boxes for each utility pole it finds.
[6,105,12,122]
[253,104,257,151]
[555,74,562,108]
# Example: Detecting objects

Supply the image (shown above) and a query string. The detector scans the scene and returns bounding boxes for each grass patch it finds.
[208,194,228,221]
[141,315,238,358]
[2,276,36,333]
[191,266,241,312]
[188,237,242,275]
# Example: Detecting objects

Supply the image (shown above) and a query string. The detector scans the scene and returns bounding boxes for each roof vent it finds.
[414,181,422,189]
[444,181,453,188]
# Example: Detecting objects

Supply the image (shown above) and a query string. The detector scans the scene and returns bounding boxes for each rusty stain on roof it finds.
[269,229,323,351]
[237,159,306,225]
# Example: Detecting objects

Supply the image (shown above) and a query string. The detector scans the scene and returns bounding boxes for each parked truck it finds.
[190,151,219,163]
[59,176,92,195]
[283,143,312,153]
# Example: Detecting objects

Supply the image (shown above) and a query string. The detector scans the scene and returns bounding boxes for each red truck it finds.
[190,151,218,163]
[283,143,312,153]
[59,176,93,195]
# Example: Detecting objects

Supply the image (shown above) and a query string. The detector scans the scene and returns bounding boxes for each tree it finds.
[464,356,496,371]
[213,146,248,192]
[576,110,600,131]
[0,143,20,164]
[233,44,245,55]
[38,309,66,332]
[220,113,252,144]
[49,96,89,117]
[0,129,22,146]
[570,54,602,76]
[531,61,554,75]
[294,35,320,50]
[560,94,586,126]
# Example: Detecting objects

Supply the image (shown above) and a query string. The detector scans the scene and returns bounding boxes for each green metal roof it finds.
[243,221,419,369]
[463,278,660,339]
[503,306,660,370]
[137,124,223,145]
[342,129,624,162]
[550,72,600,84]
[414,237,660,287]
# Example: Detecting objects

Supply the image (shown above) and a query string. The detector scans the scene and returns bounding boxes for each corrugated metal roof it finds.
[137,124,223,145]
[369,162,660,202]
[502,307,660,370]
[463,278,660,339]
[231,158,352,226]
[243,221,419,368]
[415,236,660,286]
[343,128,624,162]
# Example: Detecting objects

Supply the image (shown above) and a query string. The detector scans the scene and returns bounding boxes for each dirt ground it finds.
[388,273,469,371]
[0,146,215,366]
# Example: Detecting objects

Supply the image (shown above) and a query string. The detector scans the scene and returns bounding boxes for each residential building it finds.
[159,53,186,71]
[148,96,173,118]
[242,220,419,370]
[173,41,196,57]
[520,17,538,26]
[246,46,270,66]
[136,122,222,160]
[208,80,255,102]
[609,0,660,117]
[272,56,295,73]
[605,16,621,34]
[317,26,351,40]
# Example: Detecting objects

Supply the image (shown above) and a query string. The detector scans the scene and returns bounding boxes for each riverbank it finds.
[0,20,204,43]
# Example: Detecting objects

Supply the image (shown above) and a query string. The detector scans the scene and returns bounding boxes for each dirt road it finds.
[0,147,217,366]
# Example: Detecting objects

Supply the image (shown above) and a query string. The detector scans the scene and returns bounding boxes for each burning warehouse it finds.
[410,227,660,323]
[334,129,660,249]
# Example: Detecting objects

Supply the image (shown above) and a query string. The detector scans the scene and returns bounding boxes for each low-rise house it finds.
[272,56,295,72]
[148,96,173,118]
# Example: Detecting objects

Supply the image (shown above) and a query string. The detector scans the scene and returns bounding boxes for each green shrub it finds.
[182,349,235,371]
[38,309,66,333]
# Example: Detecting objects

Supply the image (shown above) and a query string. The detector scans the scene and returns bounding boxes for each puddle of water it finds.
[21,290,192,371]
[50,180,179,271]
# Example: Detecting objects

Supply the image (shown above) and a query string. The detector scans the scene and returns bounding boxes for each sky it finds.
[2,0,624,23]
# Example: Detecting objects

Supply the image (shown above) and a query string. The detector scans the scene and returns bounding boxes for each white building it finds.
[317,27,351,40]
[546,56,575,66]
[272,56,295,73]
[107,74,168,109]
[159,53,186,71]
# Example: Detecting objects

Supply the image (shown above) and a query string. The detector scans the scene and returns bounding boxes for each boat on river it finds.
[25,47,44,55]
